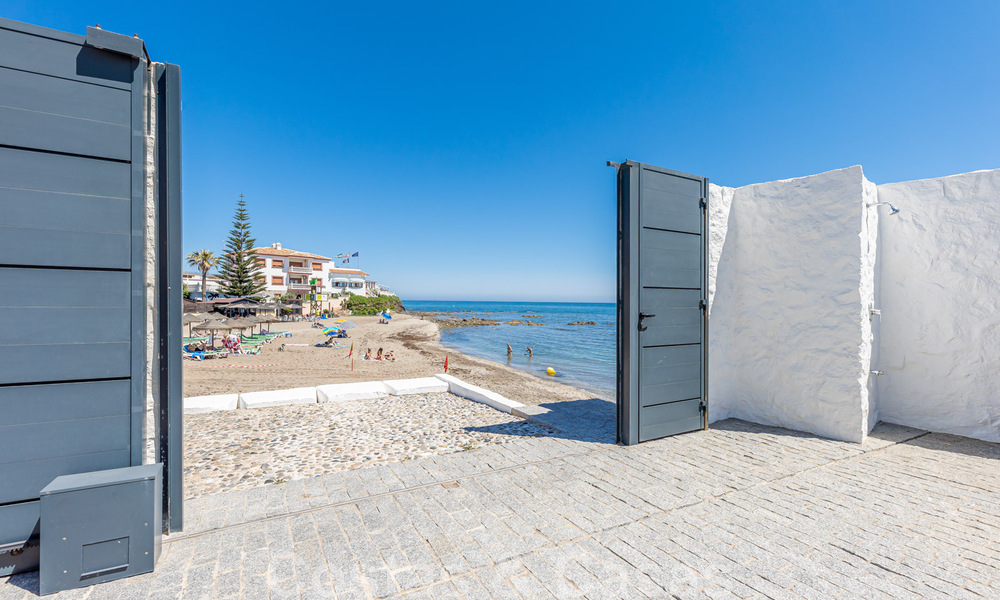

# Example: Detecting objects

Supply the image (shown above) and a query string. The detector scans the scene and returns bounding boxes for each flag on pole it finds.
[351,252,359,257]
[347,343,353,357]
[335,254,345,258]
[444,355,448,373]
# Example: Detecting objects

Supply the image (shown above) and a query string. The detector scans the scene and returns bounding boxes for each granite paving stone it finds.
[6,420,1000,599]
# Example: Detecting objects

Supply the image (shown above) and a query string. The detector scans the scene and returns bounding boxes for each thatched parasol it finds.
[192,317,235,347]
[183,313,209,337]
[225,299,259,309]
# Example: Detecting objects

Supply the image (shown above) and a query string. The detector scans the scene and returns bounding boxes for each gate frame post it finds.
[155,62,183,533]
[616,161,641,445]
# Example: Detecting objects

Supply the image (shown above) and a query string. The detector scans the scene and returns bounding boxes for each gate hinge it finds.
[699,298,707,312]
[699,197,707,211]
[699,400,706,413]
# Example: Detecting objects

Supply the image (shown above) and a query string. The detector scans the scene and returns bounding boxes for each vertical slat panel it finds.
[0,18,144,566]
[617,161,708,444]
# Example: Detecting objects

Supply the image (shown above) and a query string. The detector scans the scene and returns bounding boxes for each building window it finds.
[290,261,303,268]
[271,276,283,285]
[312,262,322,270]
[272,259,283,268]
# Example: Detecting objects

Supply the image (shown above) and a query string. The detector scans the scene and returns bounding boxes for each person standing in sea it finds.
[525,346,533,358]
[506,343,513,363]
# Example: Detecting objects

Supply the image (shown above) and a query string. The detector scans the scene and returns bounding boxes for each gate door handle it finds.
[638,312,656,331]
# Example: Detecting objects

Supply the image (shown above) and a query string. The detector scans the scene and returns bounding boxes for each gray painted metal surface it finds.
[39,464,162,595]
[0,16,181,574]
[617,161,709,445]
[155,62,184,533]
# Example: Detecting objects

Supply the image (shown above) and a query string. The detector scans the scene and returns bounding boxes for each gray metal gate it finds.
[0,18,182,575]
[615,160,708,445]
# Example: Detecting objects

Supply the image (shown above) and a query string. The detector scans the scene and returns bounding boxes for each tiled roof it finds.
[328,268,369,276]
[250,247,331,261]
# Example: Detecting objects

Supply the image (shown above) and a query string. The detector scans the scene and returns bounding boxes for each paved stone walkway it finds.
[183,392,555,498]
[3,419,998,599]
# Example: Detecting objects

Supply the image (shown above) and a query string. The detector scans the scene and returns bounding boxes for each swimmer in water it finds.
[525,346,533,358]
[506,343,513,357]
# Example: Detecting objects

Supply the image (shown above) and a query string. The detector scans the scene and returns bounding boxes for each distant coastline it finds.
[405,300,616,400]
[183,313,597,407]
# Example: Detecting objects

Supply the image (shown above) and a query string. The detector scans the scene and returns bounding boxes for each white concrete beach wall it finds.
[707,167,876,442]
[875,169,1000,442]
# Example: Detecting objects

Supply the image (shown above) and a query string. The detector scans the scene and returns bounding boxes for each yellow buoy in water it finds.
[546,367,556,376]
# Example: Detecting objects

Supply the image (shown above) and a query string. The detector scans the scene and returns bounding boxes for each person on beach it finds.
[364,348,372,360]
[525,346,533,358]
[507,343,513,357]
[385,350,396,361]
[278,344,286,352]
[376,348,384,361]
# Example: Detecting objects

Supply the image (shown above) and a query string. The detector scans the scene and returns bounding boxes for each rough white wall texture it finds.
[876,169,1000,442]
[860,175,879,432]
[144,64,158,465]
[706,183,735,311]
[707,167,873,442]
[706,183,737,422]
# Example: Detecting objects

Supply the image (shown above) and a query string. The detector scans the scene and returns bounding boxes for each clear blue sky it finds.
[8,2,999,302]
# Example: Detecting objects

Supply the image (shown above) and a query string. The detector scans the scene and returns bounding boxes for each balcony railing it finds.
[288,266,312,274]
[288,282,310,290]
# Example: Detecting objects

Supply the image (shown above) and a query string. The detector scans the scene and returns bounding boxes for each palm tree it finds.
[186,249,219,301]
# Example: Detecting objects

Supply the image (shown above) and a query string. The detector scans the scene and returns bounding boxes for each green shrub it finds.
[344,294,405,316]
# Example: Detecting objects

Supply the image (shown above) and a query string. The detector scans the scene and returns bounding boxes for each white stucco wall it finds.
[706,183,737,422]
[860,175,879,432]
[707,167,874,442]
[875,169,1000,442]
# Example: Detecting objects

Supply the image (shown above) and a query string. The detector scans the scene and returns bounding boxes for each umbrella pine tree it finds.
[218,195,266,298]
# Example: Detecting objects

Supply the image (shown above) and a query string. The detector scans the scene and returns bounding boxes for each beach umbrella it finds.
[225,299,258,309]
[193,318,231,331]
[183,313,206,337]
[245,314,267,334]
[193,317,233,347]
[322,327,340,335]
[338,321,357,330]
[227,318,251,331]
[380,312,392,320]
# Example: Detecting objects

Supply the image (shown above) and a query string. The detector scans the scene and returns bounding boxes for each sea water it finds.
[404,300,615,400]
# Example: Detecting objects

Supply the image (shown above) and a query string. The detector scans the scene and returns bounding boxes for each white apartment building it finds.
[364,280,393,297]
[251,242,331,300]
[182,271,221,298]
[328,267,369,295]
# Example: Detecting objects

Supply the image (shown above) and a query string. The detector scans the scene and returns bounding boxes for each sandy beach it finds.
[184,313,596,406]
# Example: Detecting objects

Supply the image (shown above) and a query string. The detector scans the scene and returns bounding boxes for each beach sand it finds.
[183,313,597,406]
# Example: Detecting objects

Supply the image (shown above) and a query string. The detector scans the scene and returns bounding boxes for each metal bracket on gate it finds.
[699,298,707,313]
[699,197,707,211]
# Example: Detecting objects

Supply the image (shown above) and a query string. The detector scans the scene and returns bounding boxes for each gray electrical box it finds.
[38,464,162,595]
